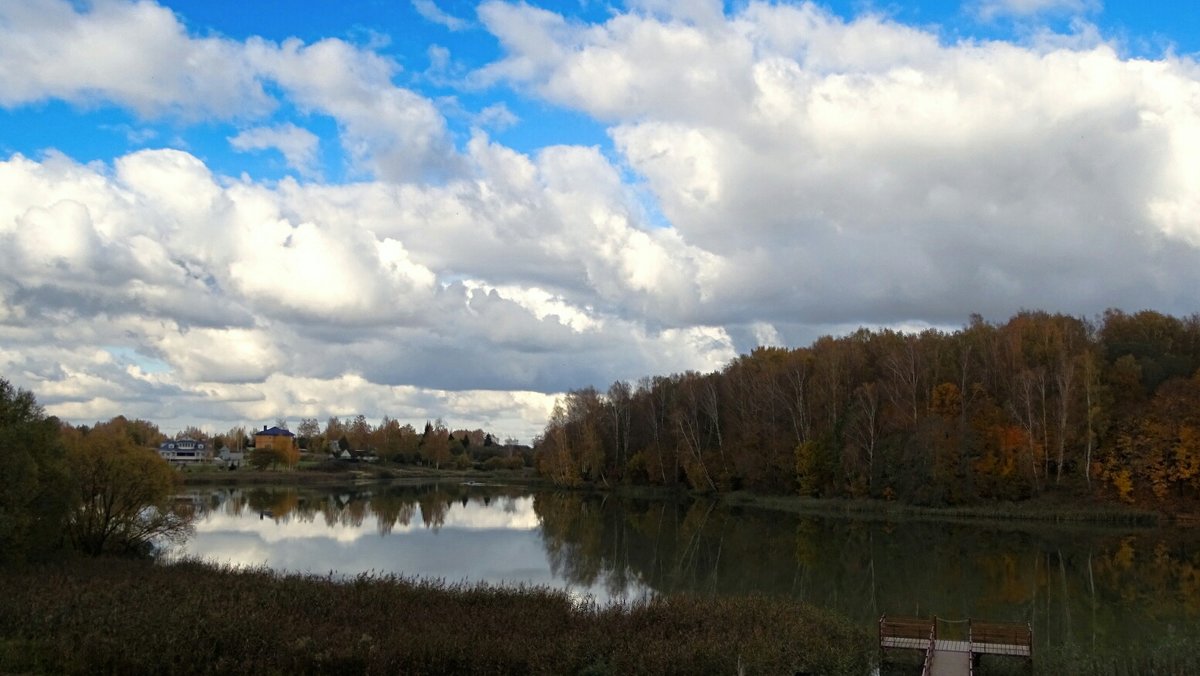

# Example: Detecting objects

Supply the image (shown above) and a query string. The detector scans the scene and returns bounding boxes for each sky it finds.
[2,0,1199,442]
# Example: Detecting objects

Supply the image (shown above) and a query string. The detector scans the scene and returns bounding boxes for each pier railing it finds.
[970,619,1033,658]
[879,614,1033,675]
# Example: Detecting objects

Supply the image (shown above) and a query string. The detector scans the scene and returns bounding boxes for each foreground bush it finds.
[0,558,872,675]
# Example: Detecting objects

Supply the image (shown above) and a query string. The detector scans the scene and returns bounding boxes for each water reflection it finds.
[172,483,648,604]
[535,492,1200,664]
[175,484,1200,663]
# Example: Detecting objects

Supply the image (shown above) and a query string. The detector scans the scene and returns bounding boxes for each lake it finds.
[172,482,1200,664]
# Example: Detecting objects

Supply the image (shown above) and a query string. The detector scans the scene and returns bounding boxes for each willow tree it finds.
[64,422,192,557]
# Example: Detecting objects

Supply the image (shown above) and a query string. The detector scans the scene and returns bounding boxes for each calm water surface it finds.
[173,482,1200,662]
[175,483,643,602]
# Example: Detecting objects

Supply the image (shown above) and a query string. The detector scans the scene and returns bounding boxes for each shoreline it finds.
[717,491,1167,529]
[531,480,1172,530]
[179,463,1183,530]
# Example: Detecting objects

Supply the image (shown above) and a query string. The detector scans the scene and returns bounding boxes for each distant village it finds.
[155,419,531,472]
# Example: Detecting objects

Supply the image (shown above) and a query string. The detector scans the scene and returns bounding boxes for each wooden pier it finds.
[879,615,1032,676]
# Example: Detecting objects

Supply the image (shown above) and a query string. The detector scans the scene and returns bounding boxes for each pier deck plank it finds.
[928,648,971,676]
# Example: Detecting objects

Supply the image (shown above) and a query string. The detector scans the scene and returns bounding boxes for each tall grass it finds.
[1027,640,1200,676]
[0,558,872,675]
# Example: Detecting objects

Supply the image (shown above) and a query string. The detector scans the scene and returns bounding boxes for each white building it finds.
[158,438,209,464]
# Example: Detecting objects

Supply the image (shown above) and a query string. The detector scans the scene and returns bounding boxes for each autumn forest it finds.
[533,309,1200,508]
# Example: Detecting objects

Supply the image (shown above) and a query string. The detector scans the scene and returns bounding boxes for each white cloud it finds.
[156,327,283,383]
[0,143,736,440]
[625,0,726,27]
[474,103,519,130]
[100,124,159,145]
[12,199,101,268]
[229,124,321,177]
[246,37,460,181]
[0,0,457,182]
[412,0,469,31]
[464,282,602,333]
[479,1,1200,327]
[972,0,1101,22]
[751,322,783,348]
[0,0,269,117]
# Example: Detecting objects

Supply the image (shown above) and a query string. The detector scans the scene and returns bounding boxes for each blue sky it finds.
[2,0,1200,439]
[7,1,1197,183]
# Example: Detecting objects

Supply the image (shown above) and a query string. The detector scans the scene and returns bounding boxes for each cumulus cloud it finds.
[229,124,321,177]
[0,0,456,181]
[479,0,1200,328]
[245,37,460,181]
[0,142,734,439]
[0,0,270,117]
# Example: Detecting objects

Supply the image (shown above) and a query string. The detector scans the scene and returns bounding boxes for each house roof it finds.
[256,426,295,437]
[159,438,206,449]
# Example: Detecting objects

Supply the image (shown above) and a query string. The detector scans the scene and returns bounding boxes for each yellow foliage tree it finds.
[64,424,192,556]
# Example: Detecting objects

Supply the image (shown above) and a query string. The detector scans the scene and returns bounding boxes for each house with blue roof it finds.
[158,438,209,464]
[254,425,296,455]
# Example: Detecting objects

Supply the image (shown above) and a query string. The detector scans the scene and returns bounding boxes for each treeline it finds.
[291,417,524,469]
[534,309,1200,507]
[81,414,528,471]
[0,380,190,563]
[199,417,525,470]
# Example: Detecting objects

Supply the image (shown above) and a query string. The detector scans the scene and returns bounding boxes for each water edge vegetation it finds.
[0,557,871,675]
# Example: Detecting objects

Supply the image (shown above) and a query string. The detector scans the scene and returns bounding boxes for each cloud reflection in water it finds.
[172,486,646,605]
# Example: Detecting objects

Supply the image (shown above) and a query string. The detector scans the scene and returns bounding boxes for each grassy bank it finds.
[719,492,1164,529]
[0,558,872,675]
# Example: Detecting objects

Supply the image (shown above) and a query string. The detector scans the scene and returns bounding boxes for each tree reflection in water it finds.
[533,491,1200,666]
[182,484,1200,666]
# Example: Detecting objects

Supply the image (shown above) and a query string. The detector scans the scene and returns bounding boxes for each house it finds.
[158,438,209,464]
[218,445,244,468]
[254,425,296,455]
